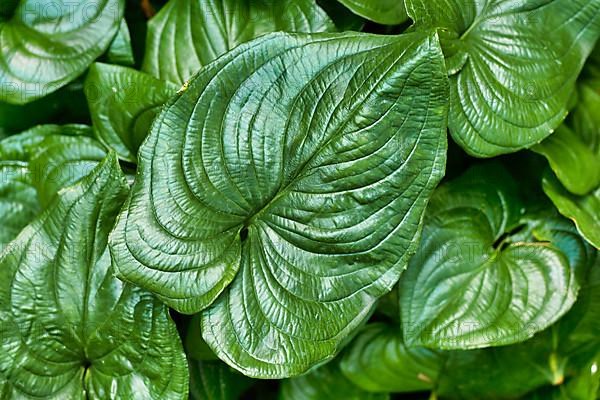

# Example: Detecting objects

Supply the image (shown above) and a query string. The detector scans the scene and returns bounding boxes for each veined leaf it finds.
[340,324,443,393]
[279,361,388,400]
[142,0,335,85]
[110,31,449,377]
[0,154,188,399]
[0,0,125,104]
[401,164,581,349]
[85,63,178,162]
[405,0,600,157]
[335,0,407,25]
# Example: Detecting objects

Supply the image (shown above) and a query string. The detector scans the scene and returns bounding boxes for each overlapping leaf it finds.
[406,0,600,157]
[142,0,335,85]
[0,0,125,104]
[87,0,335,162]
[110,31,449,377]
[400,164,584,349]
[0,154,188,399]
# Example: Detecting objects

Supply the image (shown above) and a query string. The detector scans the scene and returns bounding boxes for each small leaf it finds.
[401,163,581,349]
[110,31,449,377]
[340,324,443,393]
[85,63,178,162]
[533,126,600,196]
[0,0,125,104]
[406,0,600,157]
[0,161,39,245]
[105,19,135,67]
[280,361,389,400]
[543,170,600,249]
[142,0,335,84]
[189,360,254,400]
[0,154,188,398]
[335,0,407,25]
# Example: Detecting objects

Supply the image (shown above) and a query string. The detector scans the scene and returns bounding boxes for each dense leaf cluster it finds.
[0,0,599,399]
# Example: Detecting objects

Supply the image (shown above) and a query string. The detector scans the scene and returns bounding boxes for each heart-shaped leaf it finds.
[0,0,125,104]
[143,0,335,85]
[400,164,581,349]
[335,0,407,25]
[405,0,600,157]
[0,154,188,398]
[110,31,449,377]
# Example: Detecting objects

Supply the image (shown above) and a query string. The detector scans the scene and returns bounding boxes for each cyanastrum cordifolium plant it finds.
[0,0,599,399]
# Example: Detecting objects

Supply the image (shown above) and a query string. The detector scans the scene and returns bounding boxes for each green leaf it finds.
[316,0,365,31]
[110,31,449,377]
[335,0,407,25]
[0,0,125,104]
[85,63,178,162]
[533,126,600,196]
[189,360,254,400]
[543,171,600,249]
[340,324,443,393]
[0,154,188,398]
[142,0,335,84]
[405,0,600,157]
[105,19,135,67]
[0,161,39,245]
[29,135,107,207]
[280,362,389,400]
[401,163,582,349]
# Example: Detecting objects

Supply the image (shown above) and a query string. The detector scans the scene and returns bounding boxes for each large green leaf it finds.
[340,324,443,393]
[279,362,388,400]
[401,164,582,349]
[0,0,125,105]
[543,171,600,249]
[85,63,178,162]
[0,154,188,399]
[110,31,449,377]
[405,0,600,157]
[105,19,135,67]
[335,0,407,25]
[143,0,335,85]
